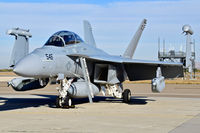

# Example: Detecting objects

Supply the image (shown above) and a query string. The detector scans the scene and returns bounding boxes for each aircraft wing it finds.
[69,54,184,81]
[123,59,183,80]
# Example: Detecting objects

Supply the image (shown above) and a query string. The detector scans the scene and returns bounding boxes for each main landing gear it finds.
[106,84,131,103]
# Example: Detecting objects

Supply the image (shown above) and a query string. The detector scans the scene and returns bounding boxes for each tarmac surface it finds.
[0,81,200,133]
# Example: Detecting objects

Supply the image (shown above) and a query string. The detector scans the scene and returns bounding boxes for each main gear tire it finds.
[123,89,131,103]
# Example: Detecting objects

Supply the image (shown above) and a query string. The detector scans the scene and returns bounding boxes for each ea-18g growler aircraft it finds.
[7,19,183,108]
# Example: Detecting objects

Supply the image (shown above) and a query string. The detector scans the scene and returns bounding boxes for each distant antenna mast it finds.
[158,37,160,60]
[163,39,165,53]
[158,37,160,52]
[182,25,194,79]
[192,39,196,78]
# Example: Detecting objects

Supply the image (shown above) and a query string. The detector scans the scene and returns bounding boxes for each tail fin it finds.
[123,19,147,58]
[7,28,32,67]
[83,20,96,47]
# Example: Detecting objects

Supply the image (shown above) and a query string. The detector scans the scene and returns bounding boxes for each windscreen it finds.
[44,31,83,47]
[44,35,64,47]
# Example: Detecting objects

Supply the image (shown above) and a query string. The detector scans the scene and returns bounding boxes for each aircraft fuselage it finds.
[13,43,109,79]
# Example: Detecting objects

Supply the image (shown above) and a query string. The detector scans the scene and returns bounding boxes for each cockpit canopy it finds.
[44,31,83,47]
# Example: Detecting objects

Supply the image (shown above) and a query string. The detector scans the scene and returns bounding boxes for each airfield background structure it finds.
[158,25,195,79]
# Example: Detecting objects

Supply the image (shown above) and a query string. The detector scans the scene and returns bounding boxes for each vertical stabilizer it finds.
[7,28,32,67]
[83,20,96,47]
[123,19,147,58]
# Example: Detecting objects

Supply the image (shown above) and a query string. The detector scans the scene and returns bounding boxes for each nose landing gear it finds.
[56,95,74,109]
[55,78,75,109]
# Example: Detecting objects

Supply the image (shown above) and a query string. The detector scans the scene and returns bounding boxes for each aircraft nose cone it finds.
[13,64,23,74]
[13,54,41,77]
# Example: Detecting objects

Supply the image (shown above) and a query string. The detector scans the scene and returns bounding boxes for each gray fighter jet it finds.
[7,19,183,108]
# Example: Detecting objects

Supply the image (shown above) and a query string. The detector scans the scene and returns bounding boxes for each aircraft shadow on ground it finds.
[0,95,155,111]
[72,96,155,105]
[0,95,56,111]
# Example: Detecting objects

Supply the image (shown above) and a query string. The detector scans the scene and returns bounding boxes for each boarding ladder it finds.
[80,57,94,103]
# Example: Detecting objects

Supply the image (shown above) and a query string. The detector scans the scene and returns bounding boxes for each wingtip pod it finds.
[123,19,147,59]
[6,28,32,38]
[83,20,96,47]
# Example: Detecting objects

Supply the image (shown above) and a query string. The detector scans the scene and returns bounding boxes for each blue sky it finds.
[0,0,199,68]
[0,0,181,4]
